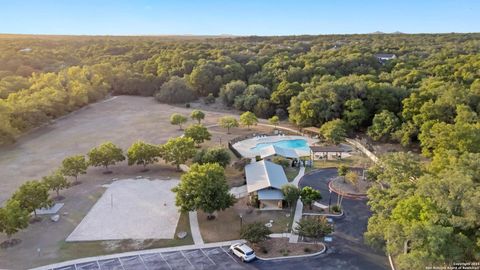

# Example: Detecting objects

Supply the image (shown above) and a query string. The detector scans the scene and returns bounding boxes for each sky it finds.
[0,0,479,36]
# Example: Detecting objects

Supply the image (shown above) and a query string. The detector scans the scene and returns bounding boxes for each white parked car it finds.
[229,243,256,262]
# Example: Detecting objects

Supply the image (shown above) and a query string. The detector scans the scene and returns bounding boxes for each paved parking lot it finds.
[50,246,256,270]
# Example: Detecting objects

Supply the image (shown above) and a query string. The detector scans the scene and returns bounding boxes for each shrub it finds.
[331,204,341,213]
[272,156,290,167]
[155,76,196,104]
[204,93,215,104]
[280,249,290,256]
[185,103,191,108]
[304,247,311,253]
[192,147,231,167]
[250,193,260,208]
[233,158,250,171]
[240,222,271,244]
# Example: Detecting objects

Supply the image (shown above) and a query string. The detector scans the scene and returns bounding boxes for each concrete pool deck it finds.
[232,135,316,158]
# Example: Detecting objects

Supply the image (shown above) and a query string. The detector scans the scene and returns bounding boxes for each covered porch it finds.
[257,188,284,210]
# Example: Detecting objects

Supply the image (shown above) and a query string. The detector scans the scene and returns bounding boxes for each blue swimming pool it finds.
[251,139,310,152]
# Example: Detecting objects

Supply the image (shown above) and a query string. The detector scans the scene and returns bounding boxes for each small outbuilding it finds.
[374,53,397,61]
[310,145,346,160]
[245,160,288,209]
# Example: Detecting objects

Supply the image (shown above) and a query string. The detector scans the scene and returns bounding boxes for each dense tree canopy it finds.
[0,33,478,267]
[0,33,478,147]
[319,119,347,145]
[365,152,480,269]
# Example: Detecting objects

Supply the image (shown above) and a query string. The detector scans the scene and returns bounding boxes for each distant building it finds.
[375,53,397,61]
[19,48,32,53]
[245,160,288,210]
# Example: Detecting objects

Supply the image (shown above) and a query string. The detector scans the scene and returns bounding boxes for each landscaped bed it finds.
[330,175,370,195]
[251,238,324,258]
[284,166,300,182]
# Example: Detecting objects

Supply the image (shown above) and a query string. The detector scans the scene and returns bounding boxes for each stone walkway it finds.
[289,199,303,243]
[313,201,328,209]
[189,211,204,245]
[291,167,305,187]
[288,167,305,243]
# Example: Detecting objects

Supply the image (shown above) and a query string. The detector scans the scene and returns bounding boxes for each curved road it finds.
[292,168,388,270]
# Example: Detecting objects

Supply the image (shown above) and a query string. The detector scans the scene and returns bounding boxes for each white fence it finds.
[345,138,379,163]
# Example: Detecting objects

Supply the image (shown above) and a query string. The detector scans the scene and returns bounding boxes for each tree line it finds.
[1,33,479,148]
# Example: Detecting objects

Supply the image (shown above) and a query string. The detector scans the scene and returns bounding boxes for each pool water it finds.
[251,139,310,152]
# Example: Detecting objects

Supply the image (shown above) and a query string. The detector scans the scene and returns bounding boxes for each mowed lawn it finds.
[198,198,293,243]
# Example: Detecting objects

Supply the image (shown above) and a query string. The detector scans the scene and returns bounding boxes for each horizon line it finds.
[1,31,479,38]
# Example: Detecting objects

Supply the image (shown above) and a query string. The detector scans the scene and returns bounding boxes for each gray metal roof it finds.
[310,145,345,152]
[259,145,300,159]
[374,53,396,58]
[245,160,288,193]
[257,189,285,200]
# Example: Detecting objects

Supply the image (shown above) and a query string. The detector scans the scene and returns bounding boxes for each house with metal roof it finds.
[374,53,397,61]
[245,160,288,209]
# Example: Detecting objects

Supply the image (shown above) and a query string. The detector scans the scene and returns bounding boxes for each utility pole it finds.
[239,214,243,230]
[328,188,333,212]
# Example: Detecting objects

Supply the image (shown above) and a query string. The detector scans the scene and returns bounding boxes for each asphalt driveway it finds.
[297,168,389,270]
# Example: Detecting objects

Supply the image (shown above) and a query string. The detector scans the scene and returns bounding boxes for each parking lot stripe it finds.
[159,253,172,270]
[76,261,99,270]
[137,255,148,270]
[221,246,239,263]
[117,258,126,270]
[180,250,194,267]
[200,249,216,265]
